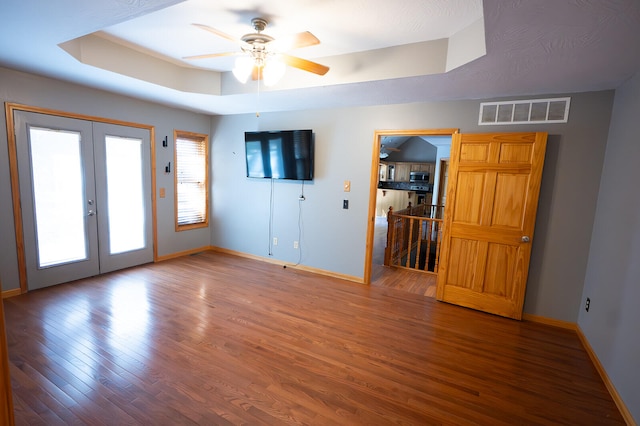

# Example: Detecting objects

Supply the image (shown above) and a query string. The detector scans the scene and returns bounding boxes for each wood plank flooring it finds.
[370,264,437,297]
[5,251,624,425]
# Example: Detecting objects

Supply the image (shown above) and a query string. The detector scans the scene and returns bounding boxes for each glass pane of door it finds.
[29,127,87,267]
[105,135,145,254]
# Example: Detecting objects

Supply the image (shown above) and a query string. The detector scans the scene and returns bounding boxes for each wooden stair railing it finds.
[384,203,444,274]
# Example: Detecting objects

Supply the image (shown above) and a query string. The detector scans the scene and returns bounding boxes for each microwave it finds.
[409,171,429,183]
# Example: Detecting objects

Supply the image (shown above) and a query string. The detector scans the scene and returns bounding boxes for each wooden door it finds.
[436,132,547,319]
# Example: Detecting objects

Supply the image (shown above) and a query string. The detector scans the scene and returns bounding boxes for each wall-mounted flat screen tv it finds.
[245,129,314,180]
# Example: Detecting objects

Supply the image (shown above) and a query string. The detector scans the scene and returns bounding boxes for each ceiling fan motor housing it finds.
[240,18,276,65]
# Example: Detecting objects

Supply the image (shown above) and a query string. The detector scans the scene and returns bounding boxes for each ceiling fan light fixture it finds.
[188,18,329,84]
[232,55,254,83]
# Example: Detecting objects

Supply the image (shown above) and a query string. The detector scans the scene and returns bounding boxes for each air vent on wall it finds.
[479,97,570,125]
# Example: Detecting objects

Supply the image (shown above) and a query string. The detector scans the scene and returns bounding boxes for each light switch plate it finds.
[344,180,351,192]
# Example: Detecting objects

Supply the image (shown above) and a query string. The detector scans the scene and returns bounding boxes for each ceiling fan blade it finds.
[279,54,329,76]
[192,23,239,43]
[268,31,320,51]
[182,51,241,60]
[381,144,401,152]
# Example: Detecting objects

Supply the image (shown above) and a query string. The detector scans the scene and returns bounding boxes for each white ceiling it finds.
[1,0,639,116]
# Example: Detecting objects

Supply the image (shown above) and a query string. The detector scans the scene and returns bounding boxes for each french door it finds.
[14,111,153,290]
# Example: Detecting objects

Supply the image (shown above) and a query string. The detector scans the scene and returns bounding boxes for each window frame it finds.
[174,130,209,232]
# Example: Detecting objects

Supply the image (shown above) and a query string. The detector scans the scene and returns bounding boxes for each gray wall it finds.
[0,67,212,292]
[579,71,640,422]
[210,90,614,323]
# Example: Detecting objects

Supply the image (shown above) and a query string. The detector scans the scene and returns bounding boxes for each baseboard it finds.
[209,246,364,284]
[521,313,577,330]
[285,261,364,284]
[1,288,22,299]
[155,246,211,262]
[576,326,637,426]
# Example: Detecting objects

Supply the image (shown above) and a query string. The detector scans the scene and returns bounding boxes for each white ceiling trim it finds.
[59,21,486,97]
[60,34,222,95]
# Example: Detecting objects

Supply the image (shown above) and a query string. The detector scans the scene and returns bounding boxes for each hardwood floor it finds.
[5,251,623,425]
[370,264,437,297]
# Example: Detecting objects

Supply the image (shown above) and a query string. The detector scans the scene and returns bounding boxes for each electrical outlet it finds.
[293,241,299,249]
[273,237,278,246]
[585,297,590,312]
[343,200,349,209]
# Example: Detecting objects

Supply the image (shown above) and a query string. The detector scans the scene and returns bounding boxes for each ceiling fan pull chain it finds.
[256,76,261,118]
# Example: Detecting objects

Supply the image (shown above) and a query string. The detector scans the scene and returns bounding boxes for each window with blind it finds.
[174,131,209,231]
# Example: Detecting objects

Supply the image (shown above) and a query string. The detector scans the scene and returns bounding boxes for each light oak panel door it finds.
[436,132,547,319]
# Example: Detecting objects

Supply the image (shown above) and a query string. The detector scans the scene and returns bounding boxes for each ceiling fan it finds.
[183,18,330,84]
[380,144,401,159]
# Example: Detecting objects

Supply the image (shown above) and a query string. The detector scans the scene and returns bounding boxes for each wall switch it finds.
[344,180,351,192]
[343,200,349,209]
[159,187,166,198]
[585,297,590,312]
[293,241,299,249]
[273,237,278,246]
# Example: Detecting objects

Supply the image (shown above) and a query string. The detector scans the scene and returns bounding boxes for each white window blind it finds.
[175,133,208,229]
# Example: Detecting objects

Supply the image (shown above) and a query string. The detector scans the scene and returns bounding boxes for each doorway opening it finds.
[365,129,457,296]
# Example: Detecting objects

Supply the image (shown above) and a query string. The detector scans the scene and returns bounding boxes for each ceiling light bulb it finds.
[263,59,286,87]
[233,56,254,83]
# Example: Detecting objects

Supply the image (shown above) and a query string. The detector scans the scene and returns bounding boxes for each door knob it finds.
[521,236,530,243]
[88,210,96,216]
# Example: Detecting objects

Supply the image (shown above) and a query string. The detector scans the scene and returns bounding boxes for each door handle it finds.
[88,210,96,216]
[521,236,530,243]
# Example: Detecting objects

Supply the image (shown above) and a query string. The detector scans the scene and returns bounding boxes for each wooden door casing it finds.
[436,132,547,319]
[0,293,15,425]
